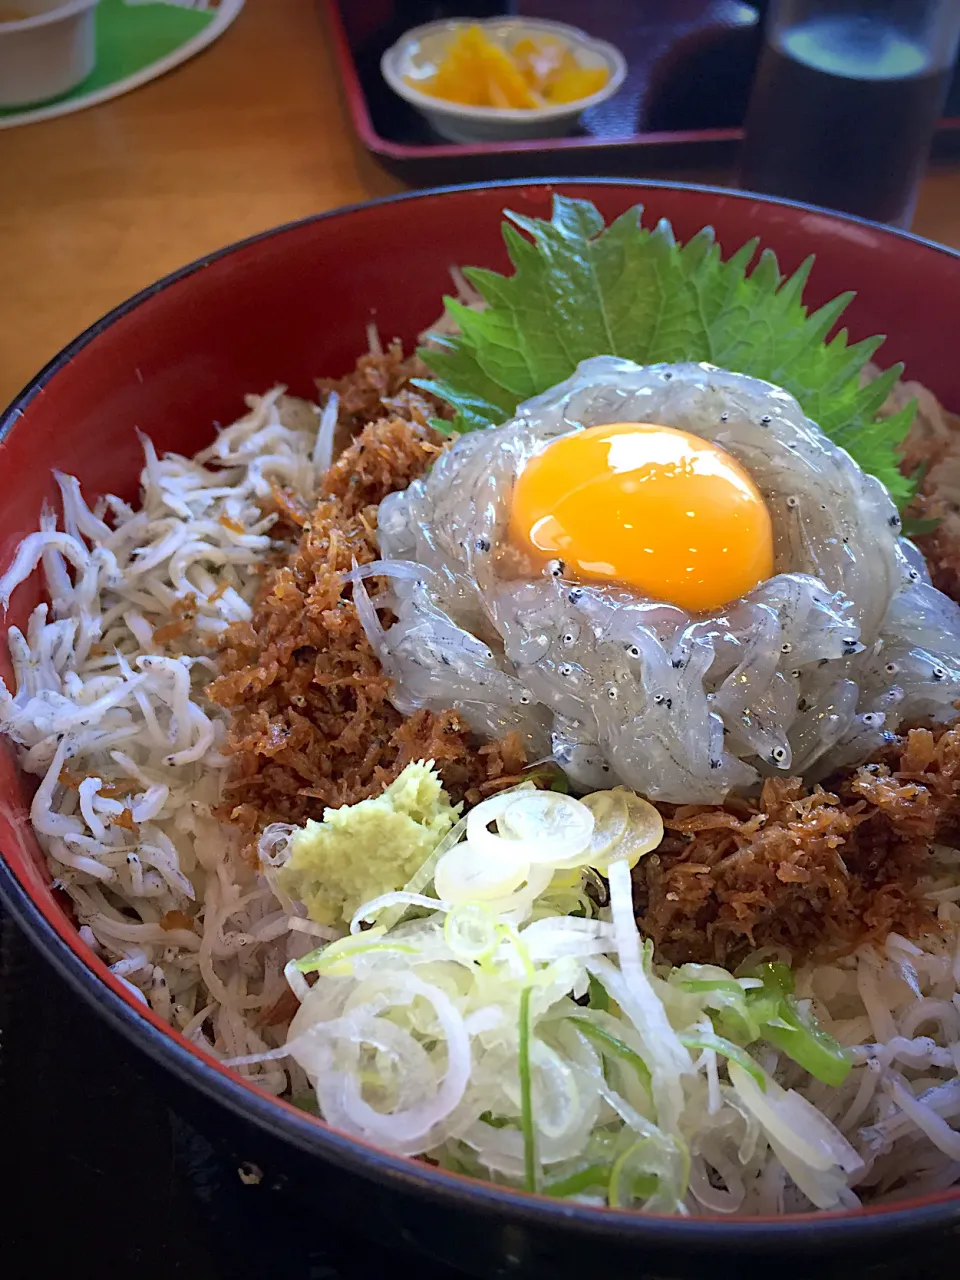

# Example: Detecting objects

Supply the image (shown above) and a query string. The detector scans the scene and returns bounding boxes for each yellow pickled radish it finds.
[512,34,568,94]
[406,25,605,111]
[480,41,541,109]
[420,32,487,105]
[545,65,609,105]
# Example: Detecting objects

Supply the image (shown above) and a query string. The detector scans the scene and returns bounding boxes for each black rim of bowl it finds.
[1,178,959,1253]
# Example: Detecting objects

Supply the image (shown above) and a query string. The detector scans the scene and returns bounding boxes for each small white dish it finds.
[0,0,99,110]
[381,17,627,145]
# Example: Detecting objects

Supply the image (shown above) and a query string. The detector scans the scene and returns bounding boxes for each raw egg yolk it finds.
[508,422,774,613]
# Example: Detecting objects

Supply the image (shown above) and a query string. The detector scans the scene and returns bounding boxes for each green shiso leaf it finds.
[417,195,917,505]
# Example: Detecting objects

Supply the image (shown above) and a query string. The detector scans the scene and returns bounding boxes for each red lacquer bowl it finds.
[1,182,959,1279]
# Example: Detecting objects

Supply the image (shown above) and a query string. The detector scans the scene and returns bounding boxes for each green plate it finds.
[0,0,244,127]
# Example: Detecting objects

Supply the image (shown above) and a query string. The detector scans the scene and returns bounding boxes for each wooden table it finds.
[1,0,959,406]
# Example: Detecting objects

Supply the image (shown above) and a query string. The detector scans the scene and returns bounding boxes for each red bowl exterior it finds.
[2,180,960,1273]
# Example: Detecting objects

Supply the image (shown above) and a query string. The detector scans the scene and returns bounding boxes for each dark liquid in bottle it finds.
[740,17,952,226]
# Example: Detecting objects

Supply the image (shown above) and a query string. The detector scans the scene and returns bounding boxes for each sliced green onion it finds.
[519,985,539,1193]
[587,973,610,1012]
[567,1016,652,1094]
[543,1165,608,1198]
[758,1001,852,1086]
[680,977,744,997]
[741,963,852,1087]
[522,762,571,794]
[498,791,595,865]
[751,961,795,995]
[579,789,629,863]
[544,1165,658,1200]
[608,1134,689,1212]
[714,1007,760,1045]
[479,1111,514,1129]
[677,965,760,1035]
[498,921,536,983]
[444,902,499,962]
[608,1139,657,1209]
[680,1028,766,1090]
[296,929,418,974]
[628,1173,659,1200]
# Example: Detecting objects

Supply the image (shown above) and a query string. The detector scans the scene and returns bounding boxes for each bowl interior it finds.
[2,180,960,1231]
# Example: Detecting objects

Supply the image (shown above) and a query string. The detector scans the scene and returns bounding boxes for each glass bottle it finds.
[739,0,960,227]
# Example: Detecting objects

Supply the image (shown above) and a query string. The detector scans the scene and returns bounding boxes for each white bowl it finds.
[381,17,627,145]
[0,0,99,110]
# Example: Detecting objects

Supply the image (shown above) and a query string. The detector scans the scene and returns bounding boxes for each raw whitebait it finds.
[373,360,960,802]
